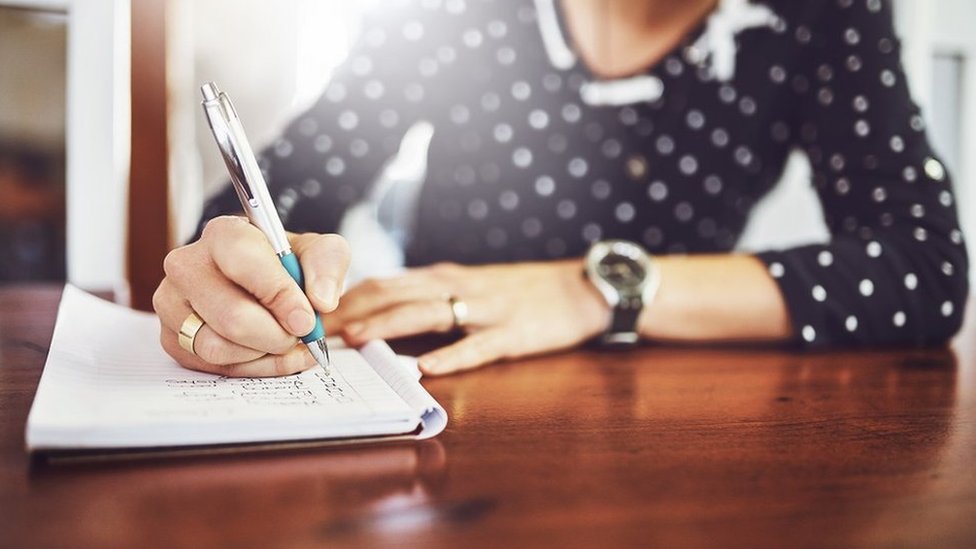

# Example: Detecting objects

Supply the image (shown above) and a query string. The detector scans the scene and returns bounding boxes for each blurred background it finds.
[0,8,66,281]
[0,0,973,309]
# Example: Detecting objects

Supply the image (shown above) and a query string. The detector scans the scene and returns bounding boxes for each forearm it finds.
[638,254,793,343]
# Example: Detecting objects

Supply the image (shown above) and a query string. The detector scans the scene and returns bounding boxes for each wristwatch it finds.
[584,240,661,347]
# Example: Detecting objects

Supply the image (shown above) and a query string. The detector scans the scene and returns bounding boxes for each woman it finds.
[153,0,968,377]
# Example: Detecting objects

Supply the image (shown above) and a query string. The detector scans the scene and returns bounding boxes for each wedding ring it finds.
[178,311,206,356]
[447,295,469,330]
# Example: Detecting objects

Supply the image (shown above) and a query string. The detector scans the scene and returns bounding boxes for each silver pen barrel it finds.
[200,81,332,372]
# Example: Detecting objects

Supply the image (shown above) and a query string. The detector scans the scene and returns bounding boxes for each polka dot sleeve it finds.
[193,2,450,238]
[756,0,969,347]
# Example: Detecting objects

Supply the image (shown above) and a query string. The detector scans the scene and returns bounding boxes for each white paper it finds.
[26,285,447,451]
[360,341,447,439]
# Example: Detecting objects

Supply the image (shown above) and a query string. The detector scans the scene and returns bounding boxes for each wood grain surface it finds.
[1,285,974,548]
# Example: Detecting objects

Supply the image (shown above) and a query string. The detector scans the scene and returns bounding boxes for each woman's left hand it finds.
[331,260,610,376]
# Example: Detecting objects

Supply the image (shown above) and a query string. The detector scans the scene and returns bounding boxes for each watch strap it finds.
[601,294,642,346]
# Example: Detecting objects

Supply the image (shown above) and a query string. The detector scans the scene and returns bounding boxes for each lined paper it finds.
[26,286,444,450]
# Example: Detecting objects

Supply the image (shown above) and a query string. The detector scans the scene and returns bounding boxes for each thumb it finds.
[289,232,351,313]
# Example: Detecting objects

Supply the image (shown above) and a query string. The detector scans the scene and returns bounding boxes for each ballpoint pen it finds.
[199,81,331,372]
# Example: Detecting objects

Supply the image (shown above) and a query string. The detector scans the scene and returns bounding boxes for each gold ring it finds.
[447,295,469,330]
[178,311,205,356]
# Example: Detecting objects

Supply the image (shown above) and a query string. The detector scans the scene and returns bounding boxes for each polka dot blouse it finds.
[197,0,969,347]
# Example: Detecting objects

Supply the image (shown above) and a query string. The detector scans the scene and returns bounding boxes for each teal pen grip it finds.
[279,253,326,344]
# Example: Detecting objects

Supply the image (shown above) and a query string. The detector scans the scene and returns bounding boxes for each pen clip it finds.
[200,81,292,256]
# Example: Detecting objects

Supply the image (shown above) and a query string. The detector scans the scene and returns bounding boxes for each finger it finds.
[153,279,266,364]
[201,216,316,337]
[290,232,350,313]
[341,299,456,346]
[161,328,316,377]
[323,312,346,334]
[417,329,510,376]
[336,274,446,324]
[165,251,299,354]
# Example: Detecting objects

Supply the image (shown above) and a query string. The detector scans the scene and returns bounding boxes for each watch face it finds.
[597,254,646,288]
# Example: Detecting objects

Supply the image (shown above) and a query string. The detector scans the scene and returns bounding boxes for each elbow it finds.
[928,283,968,344]
[937,265,968,343]
[917,236,969,344]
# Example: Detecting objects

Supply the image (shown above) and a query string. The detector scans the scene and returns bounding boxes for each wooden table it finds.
[1,285,974,548]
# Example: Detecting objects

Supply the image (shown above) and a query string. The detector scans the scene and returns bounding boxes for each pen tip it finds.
[308,338,332,374]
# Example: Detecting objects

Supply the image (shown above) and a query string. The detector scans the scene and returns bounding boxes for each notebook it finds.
[25,285,447,458]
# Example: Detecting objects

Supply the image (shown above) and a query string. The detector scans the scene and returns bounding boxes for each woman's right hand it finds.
[153,216,350,377]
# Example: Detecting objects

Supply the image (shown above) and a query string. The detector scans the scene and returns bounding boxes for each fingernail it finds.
[288,309,315,335]
[312,278,338,310]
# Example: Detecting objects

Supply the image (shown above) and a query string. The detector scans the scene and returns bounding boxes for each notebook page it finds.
[26,286,420,450]
[360,340,448,439]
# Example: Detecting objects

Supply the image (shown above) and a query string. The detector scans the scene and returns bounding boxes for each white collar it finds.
[534,0,576,71]
[532,0,780,105]
[534,0,664,106]
[693,0,779,81]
